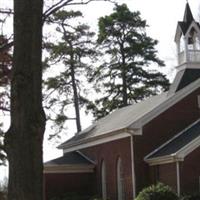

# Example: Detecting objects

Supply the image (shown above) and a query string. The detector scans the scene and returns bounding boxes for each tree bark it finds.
[69,44,82,133]
[120,43,128,106]
[4,0,46,200]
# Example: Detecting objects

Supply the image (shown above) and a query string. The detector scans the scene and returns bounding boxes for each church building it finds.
[44,3,200,200]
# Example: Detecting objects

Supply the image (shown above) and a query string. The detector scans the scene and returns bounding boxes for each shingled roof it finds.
[178,2,195,35]
[59,92,168,149]
[145,119,200,165]
[58,77,200,152]
[44,151,94,166]
[44,151,95,173]
[183,2,194,24]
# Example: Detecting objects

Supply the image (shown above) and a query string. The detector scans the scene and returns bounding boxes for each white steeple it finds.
[168,2,200,95]
[175,2,200,71]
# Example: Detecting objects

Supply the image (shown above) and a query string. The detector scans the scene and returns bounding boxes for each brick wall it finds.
[81,137,133,200]
[44,173,96,200]
[133,88,200,193]
[180,146,200,194]
[158,163,177,192]
[44,88,200,199]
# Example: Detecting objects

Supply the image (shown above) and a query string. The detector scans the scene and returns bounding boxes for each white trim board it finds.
[145,134,200,166]
[144,119,200,161]
[63,131,130,154]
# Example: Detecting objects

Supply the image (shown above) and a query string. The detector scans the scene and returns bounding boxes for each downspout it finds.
[129,134,136,199]
[176,161,181,196]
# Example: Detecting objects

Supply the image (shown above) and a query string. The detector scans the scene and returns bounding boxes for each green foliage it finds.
[44,9,96,136]
[49,193,107,200]
[53,10,82,21]
[50,192,91,200]
[89,4,170,119]
[135,182,178,200]
[180,194,200,200]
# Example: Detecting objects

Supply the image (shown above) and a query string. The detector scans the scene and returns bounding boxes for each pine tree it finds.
[44,10,96,135]
[88,4,170,118]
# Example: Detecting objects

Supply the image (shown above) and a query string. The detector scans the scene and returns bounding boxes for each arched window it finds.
[101,160,107,200]
[117,157,125,200]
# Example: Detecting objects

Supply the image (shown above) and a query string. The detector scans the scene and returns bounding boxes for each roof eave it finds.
[175,135,200,158]
[129,78,200,130]
[144,154,183,166]
[59,77,200,154]
[60,128,141,153]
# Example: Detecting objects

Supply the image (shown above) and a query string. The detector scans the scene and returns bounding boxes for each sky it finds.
[43,0,200,161]
[1,0,200,180]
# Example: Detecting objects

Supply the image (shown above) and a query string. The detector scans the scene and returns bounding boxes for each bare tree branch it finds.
[0,41,14,52]
[0,9,14,15]
[43,0,116,21]
[0,106,10,112]
[0,0,116,53]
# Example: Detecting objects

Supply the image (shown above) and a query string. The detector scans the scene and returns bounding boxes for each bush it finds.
[135,182,178,200]
[50,193,91,200]
[180,194,200,200]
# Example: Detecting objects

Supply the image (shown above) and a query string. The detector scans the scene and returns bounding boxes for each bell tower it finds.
[169,2,200,94]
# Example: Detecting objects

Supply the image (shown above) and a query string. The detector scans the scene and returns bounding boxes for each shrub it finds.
[50,193,91,200]
[180,194,200,200]
[135,182,178,200]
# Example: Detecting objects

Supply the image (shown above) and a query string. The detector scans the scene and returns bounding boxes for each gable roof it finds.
[168,69,200,95]
[59,92,168,150]
[144,119,200,166]
[59,77,200,152]
[44,151,93,166]
[44,151,95,173]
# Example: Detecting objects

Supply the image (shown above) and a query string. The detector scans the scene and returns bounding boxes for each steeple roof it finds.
[183,2,194,23]
[177,2,195,35]
[172,2,200,94]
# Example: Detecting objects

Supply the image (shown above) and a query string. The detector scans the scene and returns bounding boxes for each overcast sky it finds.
[81,0,200,77]
[1,0,200,180]
[43,0,200,160]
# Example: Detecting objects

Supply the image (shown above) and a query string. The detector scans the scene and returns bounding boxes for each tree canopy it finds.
[88,4,170,118]
[44,10,96,136]
[0,2,171,199]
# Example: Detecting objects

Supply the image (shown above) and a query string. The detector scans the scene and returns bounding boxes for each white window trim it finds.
[101,160,107,200]
[117,157,125,200]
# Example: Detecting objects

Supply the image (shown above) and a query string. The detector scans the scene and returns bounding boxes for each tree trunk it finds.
[120,44,128,106]
[69,47,82,133]
[4,0,46,200]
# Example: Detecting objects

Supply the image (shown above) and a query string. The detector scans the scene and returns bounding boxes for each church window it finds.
[101,160,107,200]
[117,157,125,200]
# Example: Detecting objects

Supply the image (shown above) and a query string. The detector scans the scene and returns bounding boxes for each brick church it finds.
[44,3,200,200]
